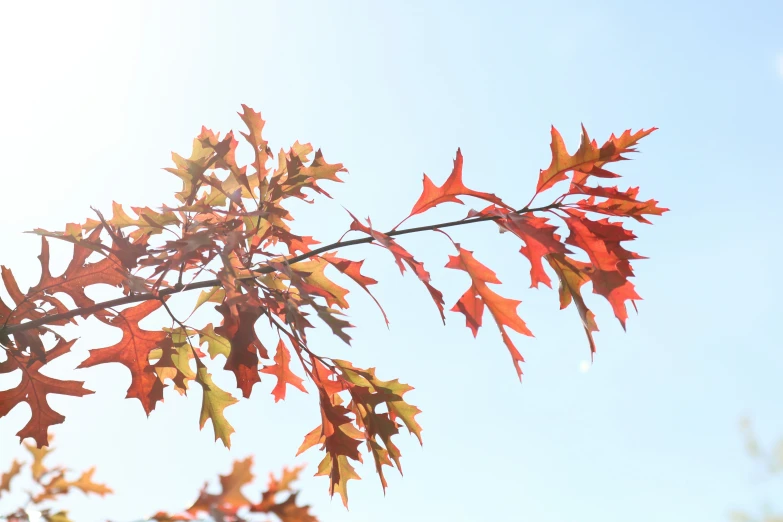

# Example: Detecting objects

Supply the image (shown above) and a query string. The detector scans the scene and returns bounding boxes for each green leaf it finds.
[196,365,238,448]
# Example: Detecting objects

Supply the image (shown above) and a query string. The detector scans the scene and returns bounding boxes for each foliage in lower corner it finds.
[151,457,317,522]
[0,437,112,522]
[0,439,317,522]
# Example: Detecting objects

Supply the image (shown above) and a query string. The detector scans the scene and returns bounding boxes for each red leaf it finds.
[569,184,669,224]
[260,339,307,402]
[78,300,166,415]
[561,209,643,328]
[476,207,570,288]
[445,243,533,379]
[0,338,93,447]
[563,209,643,273]
[30,231,127,321]
[215,303,267,398]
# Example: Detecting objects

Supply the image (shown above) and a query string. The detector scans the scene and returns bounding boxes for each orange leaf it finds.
[536,125,656,194]
[479,207,570,289]
[445,243,533,379]
[570,184,669,224]
[260,339,307,402]
[403,148,506,223]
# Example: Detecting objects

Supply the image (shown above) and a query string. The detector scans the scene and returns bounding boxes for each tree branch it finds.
[4,202,559,334]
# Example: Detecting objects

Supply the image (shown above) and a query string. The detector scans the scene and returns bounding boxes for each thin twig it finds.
[4,202,560,335]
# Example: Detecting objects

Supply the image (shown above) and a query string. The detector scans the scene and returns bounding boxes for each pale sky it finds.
[1,1,782,521]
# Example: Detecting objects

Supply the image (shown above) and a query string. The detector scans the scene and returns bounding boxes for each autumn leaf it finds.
[215,302,267,398]
[0,338,93,447]
[0,104,664,508]
[29,230,128,322]
[260,339,308,402]
[290,256,350,309]
[546,254,599,355]
[238,104,272,184]
[0,460,22,496]
[77,300,167,415]
[187,456,253,516]
[198,323,231,359]
[561,209,642,328]
[536,125,656,194]
[473,205,570,289]
[83,201,180,240]
[321,252,388,325]
[399,148,507,226]
[569,184,669,224]
[445,242,533,379]
[150,328,199,394]
[195,361,238,448]
[316,453,360,508]
[164,133,218,204]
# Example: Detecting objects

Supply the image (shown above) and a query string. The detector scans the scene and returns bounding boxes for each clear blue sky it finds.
[1,1,782,521]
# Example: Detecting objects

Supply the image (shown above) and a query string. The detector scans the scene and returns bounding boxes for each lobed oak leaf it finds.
[198,323,231,360]
[192,287,225,315]
[1,267,49,359]
[589,266,642,330]
[272,261,355,345]
[215,302,267,398]
[0,460,22,496]
[238,104,273,182]
[0,339,93,448]
[546,254,599,355]
[569,184,669,224]
[165,136,216,205]
[474,205,571,289]
[401,148,507,225]
[77,300,167,415]
[83,201,180,240]
[536,125,656,194]
[187,456,253,515]
[150,328,200,394]
[334,361,422,444]
[290,256,351,309]
[299,387,365,504]
[315,453,360,508]
[446,243,533,379]
[29,230,127,322]
[195,362,238,448]
[24,439,56,480]
[561,209,643,327]
[260,339,308,402]
[299,149,347,184]
[252,491,318,522]
[45,467,112,498]
[249,465,318,521]
[562,209,643,273]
